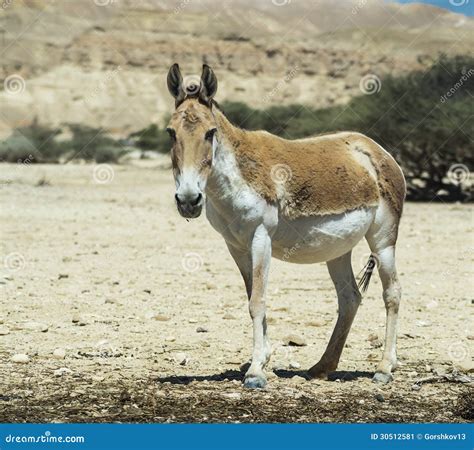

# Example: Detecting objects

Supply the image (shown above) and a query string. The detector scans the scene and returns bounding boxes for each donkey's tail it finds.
[357,254,377,293]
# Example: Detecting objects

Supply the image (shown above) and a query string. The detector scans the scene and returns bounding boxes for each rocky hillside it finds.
[0,0,472,136]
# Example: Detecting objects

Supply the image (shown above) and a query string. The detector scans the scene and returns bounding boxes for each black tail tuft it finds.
[357,255,377,293]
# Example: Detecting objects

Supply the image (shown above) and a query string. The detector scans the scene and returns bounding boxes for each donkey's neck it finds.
[205,108,247,210]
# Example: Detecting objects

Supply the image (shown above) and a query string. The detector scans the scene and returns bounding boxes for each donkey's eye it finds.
[204,128,217,142]
[166,128,176,140]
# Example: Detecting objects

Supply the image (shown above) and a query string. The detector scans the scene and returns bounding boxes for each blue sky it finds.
[392,0,474,16]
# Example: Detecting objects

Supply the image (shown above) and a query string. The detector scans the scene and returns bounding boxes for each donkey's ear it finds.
[200,64,218,103]
[167,63,185,105]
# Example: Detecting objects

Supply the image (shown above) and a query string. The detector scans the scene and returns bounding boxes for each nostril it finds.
[191,193,203,206]
[175,193,181,204]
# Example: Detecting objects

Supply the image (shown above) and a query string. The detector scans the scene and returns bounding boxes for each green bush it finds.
[128,123,172,153]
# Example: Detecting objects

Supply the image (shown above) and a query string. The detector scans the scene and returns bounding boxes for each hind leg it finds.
[366,207,402,384]
[308,251,361,379]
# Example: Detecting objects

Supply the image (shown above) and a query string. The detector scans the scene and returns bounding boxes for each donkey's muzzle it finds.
[175,192,203,218]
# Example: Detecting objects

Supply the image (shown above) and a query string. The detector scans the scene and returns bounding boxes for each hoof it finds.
[307,364,331,380]
[372,372,393,384]
[243,375,267,389]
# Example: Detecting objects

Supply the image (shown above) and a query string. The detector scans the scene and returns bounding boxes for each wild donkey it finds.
[166,64,406,388]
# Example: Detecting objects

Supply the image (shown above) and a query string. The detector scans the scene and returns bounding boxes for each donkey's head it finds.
[166,64,218,219]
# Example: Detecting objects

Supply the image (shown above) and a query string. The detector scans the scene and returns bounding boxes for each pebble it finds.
[11,354,29,364]
[188,319,198,324]
[283,334,307,347]
[370,338,383,348]
[467,335,474,341]
[151,314,171,322]
[375,393,385,402]
[0,325,10,335]
[71,315,87,326]
[289,361,301,369]
[223,313,237,320]
[91,375,105,382]
[53,348,66,360]
[105,298,116,304]
[290,375,306,384]
[306,320,325,327]
[196,326,208,333]
[165,336,176,342]
[22,321,48,332]
[174,352,188,366]
[54,367,73,377]
[222,392,241,400]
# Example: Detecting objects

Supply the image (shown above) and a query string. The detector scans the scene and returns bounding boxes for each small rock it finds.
[375,393,385,402]
[53,348,66,360]
[71,314,87,326]
[289,361,301,369]
[222,392,241,400]
[306,320,325,327]
[196,326,208,333]
[174,352,188,365]
[467,335,474,341]
[151,314,171,322]
[54,367,73,377]
[290,375,306,384]
[367,333,379,342]
[283,334,307,347]
[11,354,29,364]
[370,338,383,348]
[22,321,48,332]
[188,319,198,324]
[165,336,176,342]
[58,273,69,280]
[105,298,116,304]
[0,325,10,335]
[223,313,236,320]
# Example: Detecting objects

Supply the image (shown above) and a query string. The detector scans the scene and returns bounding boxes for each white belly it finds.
[272,207,376,263]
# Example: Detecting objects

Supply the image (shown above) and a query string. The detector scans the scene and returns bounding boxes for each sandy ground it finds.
[0,163,472,423]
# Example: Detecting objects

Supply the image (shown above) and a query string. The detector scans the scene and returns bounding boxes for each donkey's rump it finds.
[234,131,381,219]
